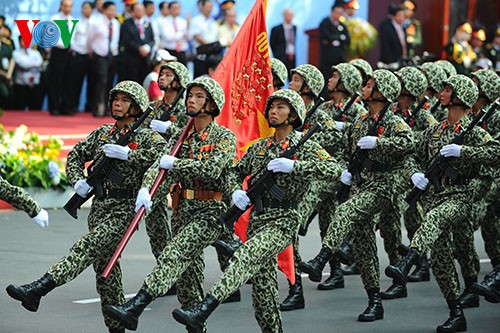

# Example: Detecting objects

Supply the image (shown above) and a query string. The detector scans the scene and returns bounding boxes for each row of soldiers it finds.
[4,55,500,333]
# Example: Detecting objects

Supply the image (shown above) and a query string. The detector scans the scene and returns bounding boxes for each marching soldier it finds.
[103,77,236,332]
[171,89,342,332]
[0,176,49,228]
[271,58,288,91]
[419,62,447,119]
[385,74,499,332]
[434,60,457,122]
[300,69,414,322]
[5,81,166,333]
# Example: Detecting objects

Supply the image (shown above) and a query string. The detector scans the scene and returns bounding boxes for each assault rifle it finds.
[102,118,195,279]
[64,106,153,219]
[219,123,322,231]
[402,95,430,124]
[336,100,392,203]
[429,99,441,115]
[339,92,361,118]
[296,97,325,131]
[158,87,185,121]
[406,99,500,207]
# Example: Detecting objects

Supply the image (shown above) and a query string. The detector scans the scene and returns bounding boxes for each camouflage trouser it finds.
[323,187,395,290]
[376,205,403,266]
[47,199,135,331]
[145,182,172,259]
[411,196,472,301]
[403,202,424,242]
[480,182,500,267]
[210,208,301,333]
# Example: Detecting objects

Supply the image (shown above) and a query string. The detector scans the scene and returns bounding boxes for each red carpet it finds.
[1,110,114,159]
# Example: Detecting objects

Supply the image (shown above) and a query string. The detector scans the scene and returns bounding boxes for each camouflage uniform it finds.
[434,60,457,121]
[12,81,166,332]
[205,89,342,332]
[140,61,191,260]
[0,175,41,218]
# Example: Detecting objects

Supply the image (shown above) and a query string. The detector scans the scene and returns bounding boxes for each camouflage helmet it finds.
[470,69,500,102]
[271,58,288,87]
[445,74,479,108]
[331,63,362,96]
[160,61,190,89]
[435,60,457,77]
[264,89,306,129]
[419,62,447,93]
[291,64,325,97]
[109,80,149,112]
[395,66,427,99]
[186,77,225,115]
[372,69,401,102]
[349,58,374,79]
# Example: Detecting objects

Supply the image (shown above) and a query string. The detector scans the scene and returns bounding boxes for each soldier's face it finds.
[289,73,305,93]
[362,78,375,100]
[327,71,341,91]
[187,86,214,113]
[158,68,176,90]
[439,85,453,106]
[267,99,293,125]
[111,92,134,116]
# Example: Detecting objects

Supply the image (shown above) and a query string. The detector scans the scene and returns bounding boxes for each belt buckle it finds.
[185,189,194,200]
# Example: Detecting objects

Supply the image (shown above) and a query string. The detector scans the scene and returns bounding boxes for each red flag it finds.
[213,0,295,284]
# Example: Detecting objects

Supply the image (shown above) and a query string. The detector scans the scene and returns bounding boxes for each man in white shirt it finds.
[143,0,160,57]
[156,1,189,65]
[190,0,219,77]
[87,1,120,117]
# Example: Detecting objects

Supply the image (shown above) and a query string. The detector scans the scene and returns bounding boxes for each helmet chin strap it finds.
[299,81,315,98]
[112,104,137,120]
[328,77,348,94]
[365,83,387,104]
[267,114,295,128]
[160,78,182,92]
[442,91,467,109]
[187,98,216,117]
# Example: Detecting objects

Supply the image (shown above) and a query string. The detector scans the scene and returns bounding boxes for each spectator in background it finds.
[190,0,219,78]
[143,49,177,101]
[48,0,75,115]
[444,21,476,75]
[65,1,93,115]
[217,0,235,25]
[158,1,169,18]
[470,27,486,59]
[401,0,421,57]
[12,36,44,110]
[218,7,240,48]
[343,0,359,21]
[319,3,349,89]
[117,0,136,25]
[118,2,155,83]
[484,27,500,70]
[270,8,296,78]
[92,0,105,17]
[157,1,189,65]
[378,3,406,68]
[143,0,160,55]
[87,0,120,117]
[0,25,15,109]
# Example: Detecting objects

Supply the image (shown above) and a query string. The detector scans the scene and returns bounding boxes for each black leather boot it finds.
[172,294,220,331]
[470,264,500,303]
[6,273,56,312]
[108,328,125,333]
[222,288,241,303]
[436,299,467,333]
[318,258,344,290]
[397,243,410,256]
[213,238,243,257]
[342,262,361,275]
[458,276,479,308]
[358,288,384,322]
[408,255,431,282]
[385,248,419,285]
[104,289,153,331]
[335,237,354,266]
[299,245,333,282]
[380,281,407,300]
[298,210,317,236]
[280,275,305,311]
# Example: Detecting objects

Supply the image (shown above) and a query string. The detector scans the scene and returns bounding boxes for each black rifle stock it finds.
[341,92,361,117]
[219,123,322,230]
[159,87,185,121]
[296,97,325,132]
[63,106,153,219]
[336,100,392,203]
[402,95,430,124]
[406,99,500,207]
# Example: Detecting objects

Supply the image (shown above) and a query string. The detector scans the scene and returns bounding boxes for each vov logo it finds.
[14,19,79,48]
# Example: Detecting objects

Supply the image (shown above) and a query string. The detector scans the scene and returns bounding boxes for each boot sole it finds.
[380,293,407,300]
[6,285,39,312]
[470,284,500,303]
[172,309,204,331]
[104,306,138,331]
[317,282,345,290]
[299,263,322,282]
[358,313,384,322]
[280,303,305,311]
[408,275,430,282]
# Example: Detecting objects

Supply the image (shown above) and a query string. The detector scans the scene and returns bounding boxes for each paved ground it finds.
[1,208,498,333]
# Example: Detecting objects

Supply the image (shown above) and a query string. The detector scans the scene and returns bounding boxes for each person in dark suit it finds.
[378,3,407,67]
[118,3,155,84]
[270,8,296,79]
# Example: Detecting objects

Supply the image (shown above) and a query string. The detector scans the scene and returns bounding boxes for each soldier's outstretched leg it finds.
[172,294,220,331]
[6,273,56,312]
[300,245,334,282]
[470,264,500,303]
[105,289,153,331]
[385,248,419,285]
[408,255,431,282]
[380,280,407,300]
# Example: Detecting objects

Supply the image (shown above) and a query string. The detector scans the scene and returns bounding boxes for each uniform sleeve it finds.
[461,128,500,162]
[0,176,41,217]
[292,141,343,183]
[128,130,167,169]
[66,127,105,186]
[372,117,415,163]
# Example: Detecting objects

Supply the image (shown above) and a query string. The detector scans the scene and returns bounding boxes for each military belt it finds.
[441,175,470,187]
[181,189,223,201]
[100,188,138,199]
[362,158,392,173]
[261,197,297,211]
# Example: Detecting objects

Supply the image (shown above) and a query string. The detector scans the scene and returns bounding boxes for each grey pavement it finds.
[1,208,498,333]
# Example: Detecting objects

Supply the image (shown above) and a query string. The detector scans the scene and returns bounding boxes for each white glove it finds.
[411,172,429,190]
[335,121,345,131]
[340,169,353,186]
[103,144,130,161]
[440,144,462,157]
[357,136,378,149]
[135,188,152,213]
[150,120,172,134]
[74,179,92,198]
[232,190,251,210]
[160,155,177,170]
[295,130,304,137]
[32,209,49,228]
[267,158,295,173]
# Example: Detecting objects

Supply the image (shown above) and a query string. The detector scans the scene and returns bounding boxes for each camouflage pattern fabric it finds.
[291,64,325,97]
[271,58,288,87]
[301,100,342,150]
[331,63,362,96]
[373,69,401,102]
[419,62,447,94]
[349,58,374,79]
[0,175,41,218]
[393,100,438,134]
[186,77,225,114]
[209,130,341,332]
[435,59,458,78]
[160,61,191,89]
[395,66,427,100]
[109,80,150,112]
[470,69,500,102]
[265,89,306,128]
[47,123,165,331]
[318,95,367,124]
[445,75,479,108]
